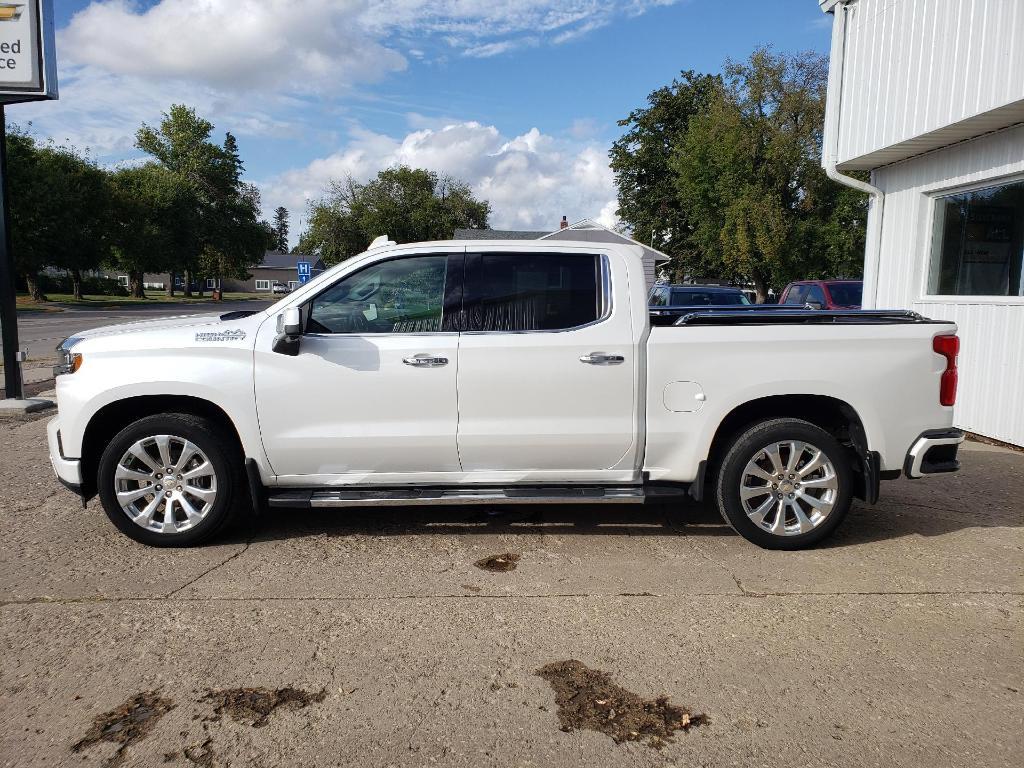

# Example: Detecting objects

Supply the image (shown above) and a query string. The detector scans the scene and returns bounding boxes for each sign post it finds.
[0,0,57,402]
[296,260,311,285]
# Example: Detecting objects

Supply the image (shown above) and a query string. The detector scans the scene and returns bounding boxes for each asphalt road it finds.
[0,415,1021,767]
[3,300,273,365]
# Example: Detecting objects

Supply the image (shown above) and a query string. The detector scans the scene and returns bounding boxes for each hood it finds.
[62,310,268,354]
[68,313,225,343]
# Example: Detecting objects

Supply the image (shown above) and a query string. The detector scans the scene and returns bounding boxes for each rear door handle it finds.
[403,354,449,368]
[580,352,625,365]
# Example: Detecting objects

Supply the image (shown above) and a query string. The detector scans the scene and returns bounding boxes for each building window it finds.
[288,280,299,290]
[206,278,216,289]
[255,279,271,291]
[117,275,129,287]
[928,179,1024,297]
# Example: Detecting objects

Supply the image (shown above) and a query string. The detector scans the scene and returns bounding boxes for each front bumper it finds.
[47,416,83,489]
[904,428,965,479]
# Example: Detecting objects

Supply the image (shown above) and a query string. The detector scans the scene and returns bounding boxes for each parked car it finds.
[649,284,751,325]
[48,241,962,550]
[779,280,863,309]
[271,282,291,295]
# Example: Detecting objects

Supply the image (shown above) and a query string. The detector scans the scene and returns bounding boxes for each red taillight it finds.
[933,334,959,406]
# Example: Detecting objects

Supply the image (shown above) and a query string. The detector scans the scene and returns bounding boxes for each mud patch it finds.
[474,553,520,572]
[203,686,326,727]
[536,660,706,748]
[73,691,175,767]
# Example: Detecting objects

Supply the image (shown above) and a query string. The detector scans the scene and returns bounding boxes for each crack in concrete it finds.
[688,540,755,595]
[2,589,1020,609]
[164,538,253,599]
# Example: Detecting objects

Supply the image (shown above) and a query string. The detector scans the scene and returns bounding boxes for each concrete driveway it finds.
[0,415,1020,767]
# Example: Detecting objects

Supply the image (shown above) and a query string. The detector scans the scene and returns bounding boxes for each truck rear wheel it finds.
[96,413,243,547]
[714,418,853,550]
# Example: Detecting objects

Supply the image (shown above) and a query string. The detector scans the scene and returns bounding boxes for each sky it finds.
[16,0,832,246]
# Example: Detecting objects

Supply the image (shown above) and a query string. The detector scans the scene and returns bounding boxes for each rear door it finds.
[455,248,637,474]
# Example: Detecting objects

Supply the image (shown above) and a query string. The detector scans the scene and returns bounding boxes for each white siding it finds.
[869,125,1024,445]
[835,0,1024,167]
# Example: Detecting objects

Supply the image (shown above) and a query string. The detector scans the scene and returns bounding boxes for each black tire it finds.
[714,418,853,550]
[97,413,244,547]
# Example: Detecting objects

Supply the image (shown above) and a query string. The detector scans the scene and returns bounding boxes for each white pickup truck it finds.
[47,239,964,550]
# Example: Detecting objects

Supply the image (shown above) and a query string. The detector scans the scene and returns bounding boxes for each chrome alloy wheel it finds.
[113,435,218,534]
[739,441,839,536]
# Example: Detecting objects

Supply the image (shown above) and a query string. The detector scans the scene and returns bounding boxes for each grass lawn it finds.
[16,291,272,310]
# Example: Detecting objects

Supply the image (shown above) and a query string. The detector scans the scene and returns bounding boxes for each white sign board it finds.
[0,0,57,103]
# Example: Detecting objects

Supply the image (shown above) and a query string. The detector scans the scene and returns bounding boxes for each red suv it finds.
[779,280,863,309]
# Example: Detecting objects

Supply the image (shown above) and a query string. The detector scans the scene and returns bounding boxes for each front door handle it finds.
[403,354,449,368]
[580,352,625,365]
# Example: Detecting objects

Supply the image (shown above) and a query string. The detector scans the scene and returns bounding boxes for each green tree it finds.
[107,164,191,298]
[136,107,265,295]
[297,167,490,265]
[6,129,112,301]
[671,48,866,301]
[609,71,721,281]
[272,206,289,252]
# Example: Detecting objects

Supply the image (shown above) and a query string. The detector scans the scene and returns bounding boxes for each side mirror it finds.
[273,307,302,356]
[805,300,823,310]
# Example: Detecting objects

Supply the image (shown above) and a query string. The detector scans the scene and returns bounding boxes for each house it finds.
[105,251,324,294]
[820,0,1024,447]
[219,251,324,293]
[454,216,670,288]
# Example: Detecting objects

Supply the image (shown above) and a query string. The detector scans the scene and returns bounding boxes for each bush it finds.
[38,272,129,296]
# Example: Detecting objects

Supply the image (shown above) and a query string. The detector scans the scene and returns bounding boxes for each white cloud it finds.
[58,1,683,94]
[262,121,619,232]
[60,0,406,93]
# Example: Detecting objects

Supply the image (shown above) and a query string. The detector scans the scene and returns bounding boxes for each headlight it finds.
[54,337,83,376]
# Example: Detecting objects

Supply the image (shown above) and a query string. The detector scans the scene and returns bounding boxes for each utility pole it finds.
[0,103,23,398]
[0,1,58,408]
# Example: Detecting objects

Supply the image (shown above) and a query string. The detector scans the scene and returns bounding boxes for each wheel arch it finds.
[80,395,246,500]
[701,394,875,503]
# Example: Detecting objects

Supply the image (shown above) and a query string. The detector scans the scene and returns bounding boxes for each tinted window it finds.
[805,285,826,305]
[465,252,600,331]
[649,287,669,306]
[783,285,809,305]
[827,282,862,306]
[928,180,1023,296]
[308,255,448,334]
[710,292,750,305]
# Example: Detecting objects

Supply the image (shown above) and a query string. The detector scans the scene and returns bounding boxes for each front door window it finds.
[308,256,448,334]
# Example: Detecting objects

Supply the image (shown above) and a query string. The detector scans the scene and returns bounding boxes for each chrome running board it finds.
[266,484,663,509]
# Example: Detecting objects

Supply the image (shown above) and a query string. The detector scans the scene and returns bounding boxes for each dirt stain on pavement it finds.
[203,686,326,728]
[536,660,707,748]
[474,553,520,572]
[72,691,176,767]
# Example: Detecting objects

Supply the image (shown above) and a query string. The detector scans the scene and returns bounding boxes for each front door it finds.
[455,249,637,475]
[254,251,462,481]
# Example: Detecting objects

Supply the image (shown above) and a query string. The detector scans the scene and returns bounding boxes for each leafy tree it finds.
[136,106,265,295]
[272,206,289,252]
[297,167,490,265]
[107,164,191,298]
[670,48,866,301]
[6,129,111,300]
[609,71,721,281]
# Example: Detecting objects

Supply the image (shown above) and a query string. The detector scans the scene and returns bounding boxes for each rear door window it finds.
[464,252,601,331]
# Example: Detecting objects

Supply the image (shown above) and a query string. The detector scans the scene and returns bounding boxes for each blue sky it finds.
[19,1,831,242]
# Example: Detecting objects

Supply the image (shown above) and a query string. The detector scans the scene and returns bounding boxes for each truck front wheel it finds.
[714,418,853,550]
[96,413,243,547]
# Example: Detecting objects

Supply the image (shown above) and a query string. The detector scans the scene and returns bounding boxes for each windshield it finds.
[669,288,750,306]
[826,282,863,306]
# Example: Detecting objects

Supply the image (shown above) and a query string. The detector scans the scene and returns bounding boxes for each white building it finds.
[821,0,1024,447]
